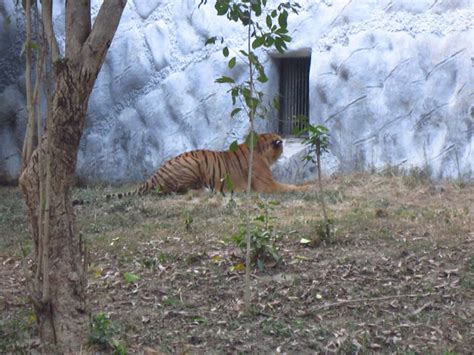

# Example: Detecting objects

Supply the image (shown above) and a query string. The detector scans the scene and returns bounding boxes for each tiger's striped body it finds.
[116,133,307,198]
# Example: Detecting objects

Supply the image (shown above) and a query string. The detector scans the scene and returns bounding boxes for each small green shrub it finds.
[0,309,36,353]
[123,272,140,284]
[232,200,281,269]
[301,124,333,242]
[89,313,125,354]
[184,213,194,230]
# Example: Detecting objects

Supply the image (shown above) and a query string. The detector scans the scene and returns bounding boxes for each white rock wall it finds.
[302,0,474,179]
[77,0,266,184]
[0,0,473,184]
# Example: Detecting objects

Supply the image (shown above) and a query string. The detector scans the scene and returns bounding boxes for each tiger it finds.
[110,132,309,199]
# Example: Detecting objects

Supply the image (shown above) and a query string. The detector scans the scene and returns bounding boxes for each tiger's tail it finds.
[72,178,162,206]
[102,174,167,200]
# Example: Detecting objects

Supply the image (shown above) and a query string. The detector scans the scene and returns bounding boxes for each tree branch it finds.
[81,0,127,75]
[21,0,35,169]
[41,0,60,61]
[65,0,91,60]
[311,292,436,312]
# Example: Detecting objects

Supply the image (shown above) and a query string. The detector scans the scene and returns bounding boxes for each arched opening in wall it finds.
[276,54,311,136]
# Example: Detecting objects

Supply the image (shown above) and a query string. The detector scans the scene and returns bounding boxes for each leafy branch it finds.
[201,0,301,312]
[202,0,301,123]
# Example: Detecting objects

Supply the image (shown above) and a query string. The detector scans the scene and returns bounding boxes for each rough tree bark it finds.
[19,0,127,351]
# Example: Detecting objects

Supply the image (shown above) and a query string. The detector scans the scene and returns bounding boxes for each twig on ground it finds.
[309,292,437,313]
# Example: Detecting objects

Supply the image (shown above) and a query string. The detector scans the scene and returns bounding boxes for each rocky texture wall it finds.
[305,0,474,180]
[0,0,473,185]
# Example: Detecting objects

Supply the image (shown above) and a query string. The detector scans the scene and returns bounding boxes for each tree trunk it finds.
[19,0,128,350]
[20,60,91,351]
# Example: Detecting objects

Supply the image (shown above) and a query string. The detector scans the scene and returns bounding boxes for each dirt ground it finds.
[1,173,473,353]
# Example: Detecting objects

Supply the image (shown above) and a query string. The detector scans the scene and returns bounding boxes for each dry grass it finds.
[0,173,473,353]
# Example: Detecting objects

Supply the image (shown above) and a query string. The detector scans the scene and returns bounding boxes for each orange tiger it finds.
[111,133,308,198]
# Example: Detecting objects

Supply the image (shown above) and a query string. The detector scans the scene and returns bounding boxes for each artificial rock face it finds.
[306,1,474,180]
[0,0,472,184]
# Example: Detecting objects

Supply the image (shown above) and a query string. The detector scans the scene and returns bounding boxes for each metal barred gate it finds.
[278,57,311,136]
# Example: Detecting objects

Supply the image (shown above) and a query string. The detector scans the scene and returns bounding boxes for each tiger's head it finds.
[256,133,284,165]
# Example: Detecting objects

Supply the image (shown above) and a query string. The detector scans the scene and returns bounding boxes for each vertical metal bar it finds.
[298,58,302,132]
[288,59,292,135]
[302,59,304,130]
[278,60,285,133]
[294,59,298,133]
[291,59,296,134]
[301,58,305,130]
[286,59,290,135]
[299,58,303,131]
[288,59,291,135]
[279,59,285,134]
[301,58,306,131]
[300,57,306,131]
[305,57,310,128]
